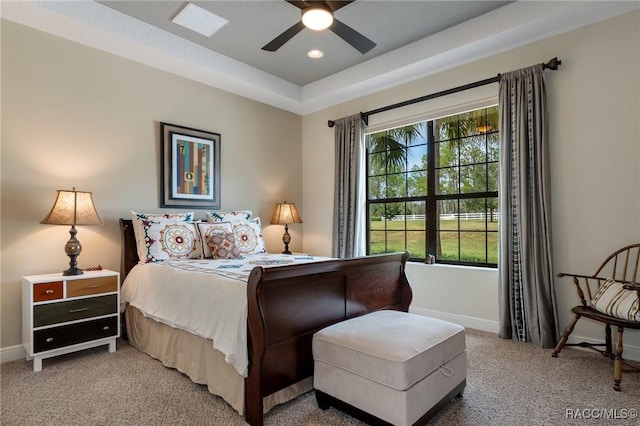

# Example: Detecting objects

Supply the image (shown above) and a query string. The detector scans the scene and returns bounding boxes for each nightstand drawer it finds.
[33,282,63,302]
[34,294,118,327]
[33,316,118,353]
[67,276,118,297]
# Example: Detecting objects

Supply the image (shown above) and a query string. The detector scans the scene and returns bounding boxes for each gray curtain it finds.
[332,114,366,258]
[498,64,558,348]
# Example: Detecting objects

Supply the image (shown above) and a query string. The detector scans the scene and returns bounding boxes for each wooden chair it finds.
[552,243,640,391]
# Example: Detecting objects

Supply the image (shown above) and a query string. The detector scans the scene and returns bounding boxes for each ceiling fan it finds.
[262,1,376,54]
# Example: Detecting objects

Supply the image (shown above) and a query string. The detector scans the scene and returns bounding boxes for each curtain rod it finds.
[327,57,561,128]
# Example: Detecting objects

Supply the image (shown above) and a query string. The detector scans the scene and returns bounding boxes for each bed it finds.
[119,217,412,426]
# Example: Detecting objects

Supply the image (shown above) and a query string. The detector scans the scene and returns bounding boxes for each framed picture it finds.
[161,122,221,209]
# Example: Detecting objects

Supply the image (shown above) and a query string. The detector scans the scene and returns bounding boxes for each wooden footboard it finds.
[119,219,411,426]
[245,252,412,426]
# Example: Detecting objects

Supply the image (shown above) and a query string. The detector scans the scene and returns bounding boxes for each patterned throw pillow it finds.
[131,210,194,258]
[135,220,202,263]
[207,232,242,259]
[591,279,639,321]
[231,218,265,255]
[197,222,234,258]
[205,210,252,223]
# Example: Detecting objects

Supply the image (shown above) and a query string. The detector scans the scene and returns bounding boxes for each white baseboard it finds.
[409,307,500,334]
[566,334,640,362]
[1,344,26,363]
[408,307,640,362]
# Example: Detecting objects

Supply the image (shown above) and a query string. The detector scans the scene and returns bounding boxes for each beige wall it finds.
[302,11,640,354]
[1,21,303,349]
[2,11,639,358]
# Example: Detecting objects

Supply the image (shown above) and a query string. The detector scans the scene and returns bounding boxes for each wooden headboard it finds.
[119,219,139,280]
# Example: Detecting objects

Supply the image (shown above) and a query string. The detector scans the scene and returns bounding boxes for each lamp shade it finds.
[41,188,103,226]
[270,202,302,225]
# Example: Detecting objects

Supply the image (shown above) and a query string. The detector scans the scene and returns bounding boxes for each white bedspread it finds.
[121,253,330,377]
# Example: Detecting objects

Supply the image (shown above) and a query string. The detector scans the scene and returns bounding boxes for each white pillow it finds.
[205,210,252,223]
[130,210,194,256]
[231,217,265,256]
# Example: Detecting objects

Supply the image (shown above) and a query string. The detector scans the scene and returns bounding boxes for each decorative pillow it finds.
[135,220,202,263]
[231,218,265,256]
[131,210,194,257]
[591,279,639,321]
[207,232,242,259]
[197,222,234,258]
[205,210,252,223]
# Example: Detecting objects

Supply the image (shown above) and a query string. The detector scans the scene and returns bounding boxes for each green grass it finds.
[370,219,498,264]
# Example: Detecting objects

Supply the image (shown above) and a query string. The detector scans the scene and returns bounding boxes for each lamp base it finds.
[63,226,83,276]
[63,266,84,276]
[282,224,292,255]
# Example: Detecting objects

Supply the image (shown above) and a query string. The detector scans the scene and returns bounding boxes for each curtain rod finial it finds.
[544,57,561,70]
[328,120,335,128]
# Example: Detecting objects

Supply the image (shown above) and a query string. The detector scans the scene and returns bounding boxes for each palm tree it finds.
[368,124,425,173]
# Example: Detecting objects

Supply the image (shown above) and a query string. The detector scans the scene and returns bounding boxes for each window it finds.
[366,105,499,267]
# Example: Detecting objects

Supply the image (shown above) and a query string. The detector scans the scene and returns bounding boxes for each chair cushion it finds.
[312,310,465,391]
[591,279,639,322]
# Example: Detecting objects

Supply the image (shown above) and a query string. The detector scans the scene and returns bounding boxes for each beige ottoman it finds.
[313,310,466,426]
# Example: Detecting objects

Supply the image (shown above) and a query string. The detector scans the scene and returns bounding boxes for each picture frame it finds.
[161,122,221,209]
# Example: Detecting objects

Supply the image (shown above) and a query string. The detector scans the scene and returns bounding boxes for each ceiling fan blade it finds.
[325,1,353,12]
[262,21,306,52]
[286,1,311,10]
[330,18,376,54]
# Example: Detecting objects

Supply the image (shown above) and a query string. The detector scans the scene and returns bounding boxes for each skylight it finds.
[171,3,228,38]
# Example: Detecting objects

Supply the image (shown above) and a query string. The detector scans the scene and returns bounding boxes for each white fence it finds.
[387,212,498,221]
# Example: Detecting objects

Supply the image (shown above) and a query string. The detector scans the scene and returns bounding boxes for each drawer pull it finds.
[69,307,90,313]
[102,326,110,331]
[46,337,54,343]
[45,289,54,295]
[84,284,102,289]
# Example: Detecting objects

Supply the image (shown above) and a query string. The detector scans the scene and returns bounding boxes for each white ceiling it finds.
[2,1,639,115]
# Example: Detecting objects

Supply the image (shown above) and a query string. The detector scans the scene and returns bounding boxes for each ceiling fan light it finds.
[302,7,333,31]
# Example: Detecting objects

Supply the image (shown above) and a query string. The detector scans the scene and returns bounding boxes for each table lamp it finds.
[270,201,302,254]
[40,187,103,275]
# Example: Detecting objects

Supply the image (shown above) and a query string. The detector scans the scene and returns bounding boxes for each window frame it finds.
[365,103,499,268]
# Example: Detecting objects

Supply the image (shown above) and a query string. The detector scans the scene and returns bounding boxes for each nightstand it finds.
[22,269,120,371]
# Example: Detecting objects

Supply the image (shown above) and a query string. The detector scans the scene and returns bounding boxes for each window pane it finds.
[487,197,499,231]
[386,173,407,197]
[370,231,386,254]
[437,167,459,195]
[407,231,426,258]
[460,231,486,263]
[460,164,487,193]
[488,231,498,264]
[369,151,386,175]
[459,110,481,137]
[406,201,426,227]
[386,231,406,253]
[407,144,427,170]
[385,202,405,221]
[459,136,486,165]
[435,116,458,141]
[488,162,498,192]
[368,175,385,200]
[437,140,458,167]
[407,170,427,196]
[487,132,499,162]
[460,199,486,231]
[438,231,458,261]
[438,200,459,231]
